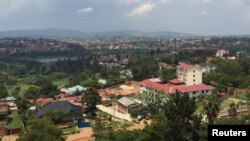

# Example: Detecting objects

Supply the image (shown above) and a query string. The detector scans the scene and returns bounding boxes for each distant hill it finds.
[0,29,193,38]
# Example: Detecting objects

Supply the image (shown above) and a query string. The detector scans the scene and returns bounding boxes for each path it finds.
[2,135,18,141]
[66,127,94,141]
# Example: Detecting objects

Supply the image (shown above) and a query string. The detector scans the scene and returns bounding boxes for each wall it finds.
[96,105,132,121]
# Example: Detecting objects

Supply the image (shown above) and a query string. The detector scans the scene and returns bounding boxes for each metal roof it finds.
[117,97,136,107]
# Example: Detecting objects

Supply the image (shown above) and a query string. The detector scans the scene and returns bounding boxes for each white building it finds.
[177,63,202,85]
[216,50,229,58]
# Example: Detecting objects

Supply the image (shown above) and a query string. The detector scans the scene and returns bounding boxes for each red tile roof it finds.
[140,79,214,94]
[35,98,54,106]
[177,63,193,70]
[168,79,184,84]
[68,96,78,102]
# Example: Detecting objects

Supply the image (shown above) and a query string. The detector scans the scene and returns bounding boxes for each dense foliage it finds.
[18,118,64,141]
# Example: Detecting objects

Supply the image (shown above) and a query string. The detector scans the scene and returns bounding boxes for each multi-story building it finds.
[177,64,202,85]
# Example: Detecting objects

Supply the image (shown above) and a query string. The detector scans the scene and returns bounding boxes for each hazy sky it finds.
[1,0,250,35]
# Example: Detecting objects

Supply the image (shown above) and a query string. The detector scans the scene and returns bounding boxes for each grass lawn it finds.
[62,126,79,135]
[195,105,203,114]
[220,99,234,110]
[7,113,22,129]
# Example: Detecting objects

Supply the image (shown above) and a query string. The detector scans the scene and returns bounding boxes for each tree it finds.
[0,81,8,99]
[25,86,41,99]
[203,94,221,124]
[82,88,101,118]
[228,103,237,118]
[44,111,71,124]
[18,118,64,141]
[160,68,176,83]
[163,92,201,141]
[131,90,169,119]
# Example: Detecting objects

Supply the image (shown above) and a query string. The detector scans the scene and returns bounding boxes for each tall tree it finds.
[18,118,64,141]
[203,94,221,124]
[163,92,201,141]
[82,88,101,118]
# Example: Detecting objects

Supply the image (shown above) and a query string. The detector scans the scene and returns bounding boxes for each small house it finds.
[117,97,142,114]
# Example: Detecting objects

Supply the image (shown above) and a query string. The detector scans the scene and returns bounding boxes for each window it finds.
[193,75,195,77]
[193,79,195,82]
[193,70,195,73]
[202,90,205,93]
[193,91,196,94]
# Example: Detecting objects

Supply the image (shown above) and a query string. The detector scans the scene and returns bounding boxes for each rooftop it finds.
[177,63,193,70]
[140,79,214,94]
[68,85,87,93]
[117,97,137,107]
[37,101,83,119]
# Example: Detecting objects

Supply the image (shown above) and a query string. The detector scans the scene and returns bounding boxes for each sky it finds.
[1,0,250,35]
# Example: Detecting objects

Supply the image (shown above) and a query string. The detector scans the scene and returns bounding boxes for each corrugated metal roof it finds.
[37,101,83,118]
[117,97,136,107]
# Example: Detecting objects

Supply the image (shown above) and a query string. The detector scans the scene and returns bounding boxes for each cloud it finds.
[200,11,208,15]
[120,0,144,4]
[127,2,155,17]
[160,0,172,3]
[77,7,93,13]
[202,0,211,2]
[0,0,31,16]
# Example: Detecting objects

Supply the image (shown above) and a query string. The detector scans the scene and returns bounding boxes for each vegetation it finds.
[18,118,64,141]
[82,88,101,118]
[7,113,22,129]
[203,94,221,124]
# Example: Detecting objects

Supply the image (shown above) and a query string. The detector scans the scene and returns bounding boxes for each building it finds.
[216,49,229,58]
[37,101,83,121]
[139,79,214,101]
[139,63,214,101]
[0,105,9,121]
[67,85,87,94]
[33,98,54,107]
[196,63,217,74]
[177,63,202,85]
[117,97,142,114]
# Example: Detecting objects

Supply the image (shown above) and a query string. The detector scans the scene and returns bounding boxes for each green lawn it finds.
[220,99,234,110]
[195,105,203,114]
[7,113,22,129]
[6,72,69,97]
[195,99,234,114]
[62,126,79,135]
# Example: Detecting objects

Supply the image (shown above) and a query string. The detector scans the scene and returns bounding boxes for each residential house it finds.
[67,85,87,94]
[117,97,142,114]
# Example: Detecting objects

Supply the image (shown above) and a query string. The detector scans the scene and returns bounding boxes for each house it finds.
[117,97,142,114]
[67,85,87,94]
[34,98,54,107]
[177,63,202,85]
[216,49,229,58]
[0,105,9,121]
[0,105,9,135]
[196,63,217,74]
[37,101,83,121]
